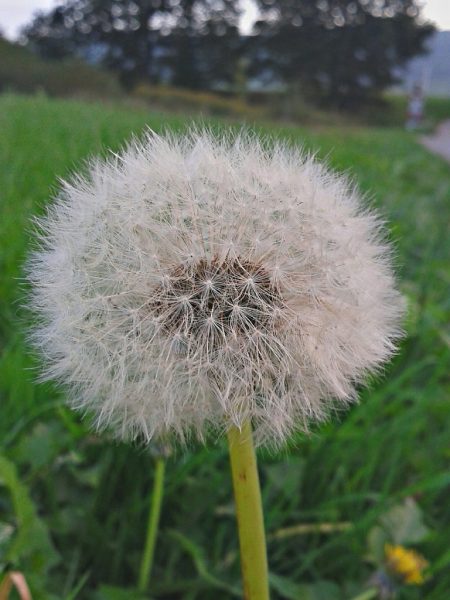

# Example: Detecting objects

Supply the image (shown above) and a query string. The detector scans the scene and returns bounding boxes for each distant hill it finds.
[398,31,450,97]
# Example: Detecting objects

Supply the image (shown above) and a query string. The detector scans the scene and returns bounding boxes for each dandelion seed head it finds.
[27,129,404,447]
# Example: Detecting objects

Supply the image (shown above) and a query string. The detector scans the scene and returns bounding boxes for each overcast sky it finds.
[1,0,449,40]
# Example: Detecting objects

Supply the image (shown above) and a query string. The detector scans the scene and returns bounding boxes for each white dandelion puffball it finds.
[28,129,404,447]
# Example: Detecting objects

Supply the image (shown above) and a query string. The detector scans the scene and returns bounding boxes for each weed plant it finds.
[0,94,448,599]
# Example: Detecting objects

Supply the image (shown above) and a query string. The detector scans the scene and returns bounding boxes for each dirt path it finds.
[420,120,450,164]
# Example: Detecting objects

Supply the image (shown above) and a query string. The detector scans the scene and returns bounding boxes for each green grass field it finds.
[0,94,449,600]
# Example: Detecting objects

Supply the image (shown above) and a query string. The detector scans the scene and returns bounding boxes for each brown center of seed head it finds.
[149,256,283,344]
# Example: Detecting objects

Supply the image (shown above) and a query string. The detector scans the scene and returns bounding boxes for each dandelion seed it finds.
[27,129,404,448]
[26,129,406,598]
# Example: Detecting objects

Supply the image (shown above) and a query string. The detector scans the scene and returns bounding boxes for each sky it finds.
[1,0,449,40]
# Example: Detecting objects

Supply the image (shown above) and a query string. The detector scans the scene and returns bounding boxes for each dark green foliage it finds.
[22,0,241,91]
[0,94,449,599]
[22,0,175,90]
[21,0,434,107]
[0,37,120,98]
[250,0,434,108]
[164,0,241,91]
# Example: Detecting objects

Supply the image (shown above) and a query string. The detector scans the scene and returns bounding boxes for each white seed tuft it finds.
[27,129,405,447]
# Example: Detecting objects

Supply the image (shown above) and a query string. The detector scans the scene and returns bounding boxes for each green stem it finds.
[227,420,270,600]
[138,457,165,593]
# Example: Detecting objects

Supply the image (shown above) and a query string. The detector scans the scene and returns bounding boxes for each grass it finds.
[0,93,449,599]
[370,94,450,129]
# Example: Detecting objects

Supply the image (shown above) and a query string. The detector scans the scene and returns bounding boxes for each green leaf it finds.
[381,497,429,545]
[367,497,429,563]
[63,571,90,600]
[13,423,59,470]
[0,521,14,555]
[0,454,59,574]
[167,529,241,596]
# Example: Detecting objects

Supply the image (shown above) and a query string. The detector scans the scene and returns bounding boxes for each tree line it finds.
[23,0,434,108]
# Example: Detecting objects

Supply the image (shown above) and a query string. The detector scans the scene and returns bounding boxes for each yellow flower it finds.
[385,544,429,585]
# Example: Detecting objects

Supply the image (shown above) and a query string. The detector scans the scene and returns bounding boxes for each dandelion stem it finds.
[138,457,165,593]
[227,420,269,600]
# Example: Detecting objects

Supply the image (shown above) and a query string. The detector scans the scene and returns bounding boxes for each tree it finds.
[23,0,171,88]
[23,0,241,90]
[163,0,241,90]
[249,0,435,107]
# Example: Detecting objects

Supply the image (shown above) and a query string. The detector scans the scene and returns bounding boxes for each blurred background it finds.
[0,2,449,600]
[1,0,450,122]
